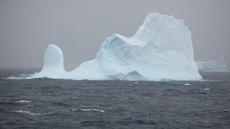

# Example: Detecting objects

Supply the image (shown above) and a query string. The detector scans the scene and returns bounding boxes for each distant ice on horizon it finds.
[196,57,228,72]
[30,13,202,81]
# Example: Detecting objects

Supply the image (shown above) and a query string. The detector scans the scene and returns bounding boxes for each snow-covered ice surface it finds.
[30,13,202,81]
[196,57,228,72]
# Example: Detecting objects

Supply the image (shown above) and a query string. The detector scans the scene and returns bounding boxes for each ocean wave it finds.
[79,109,105,113]
[13,110,41,116]
[6,73,35,80]
[15,100,31,103]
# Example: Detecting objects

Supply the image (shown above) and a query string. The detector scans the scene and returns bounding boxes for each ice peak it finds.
[32,44,66,78]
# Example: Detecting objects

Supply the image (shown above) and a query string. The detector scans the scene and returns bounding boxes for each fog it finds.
[0,0,230,71]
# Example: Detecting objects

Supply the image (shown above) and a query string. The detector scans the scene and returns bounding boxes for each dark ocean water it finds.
[0,69,230,129]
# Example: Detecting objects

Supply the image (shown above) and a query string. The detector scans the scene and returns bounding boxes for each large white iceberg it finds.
[30,13,202,81]
[196,57,228,72]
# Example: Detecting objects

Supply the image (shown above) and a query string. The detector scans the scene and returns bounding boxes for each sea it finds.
[0,68,230,129]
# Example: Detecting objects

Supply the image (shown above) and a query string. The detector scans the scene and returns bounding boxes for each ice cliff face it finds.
[31,13,202,81]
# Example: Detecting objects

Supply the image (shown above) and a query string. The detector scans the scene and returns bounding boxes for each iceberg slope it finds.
[31,13,202,81]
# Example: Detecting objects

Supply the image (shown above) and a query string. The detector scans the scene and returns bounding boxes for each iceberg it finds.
[32,44,66,78]
[196,57,228,72]
[30,13,202,81]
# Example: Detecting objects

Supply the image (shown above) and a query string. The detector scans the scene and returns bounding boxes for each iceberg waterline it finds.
[30,13,202,81]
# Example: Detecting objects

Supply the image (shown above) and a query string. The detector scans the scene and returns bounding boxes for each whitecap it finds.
[134,82,139,84]
[204,88,210,91]
[6,73,35,80]
[13,110,40,116]
[15,100,31,103]
[79,109,105,113]
[183,83,190,86]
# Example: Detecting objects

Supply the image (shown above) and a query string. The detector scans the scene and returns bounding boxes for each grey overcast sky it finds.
[0,0,230,71]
